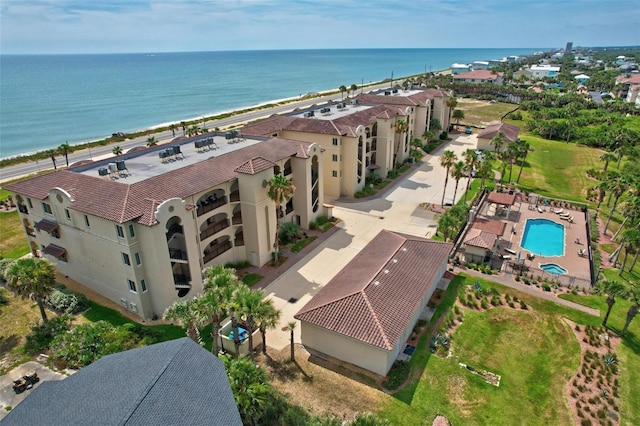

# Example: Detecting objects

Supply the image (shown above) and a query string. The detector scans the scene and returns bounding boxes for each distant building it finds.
[476,123,520,151]
[614,73,640,102]
[451,63,472,75]
[565,42,573,52]
[472,61,489,70]
[530,64,561,79]
[488,58,507,69]
[574,74,590,85]
[452,70,504,85]
[2,338,243,426]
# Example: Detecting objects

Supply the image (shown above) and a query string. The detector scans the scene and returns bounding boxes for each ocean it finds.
[0,48,544,159]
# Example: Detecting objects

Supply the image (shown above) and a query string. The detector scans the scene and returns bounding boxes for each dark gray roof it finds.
[2,338,242,426]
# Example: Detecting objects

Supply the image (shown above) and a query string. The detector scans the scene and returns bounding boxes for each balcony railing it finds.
[284,166,292,176]
[169,248,188,261]
[18,204,28,214]
[196,196,227,217]
[173,275,191,288]
[166,224,184,241]
[200,219,230,241]
[229,191,240,202]
[234,233,244,246]
[202,241,233,264]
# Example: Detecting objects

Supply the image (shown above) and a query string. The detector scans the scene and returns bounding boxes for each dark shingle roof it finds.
[477,123,520,142]
[295,230,452,350]
[2,338,242,426]
[6,138,311,226]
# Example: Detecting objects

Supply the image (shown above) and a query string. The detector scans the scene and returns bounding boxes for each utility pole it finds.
[390,71,393,88]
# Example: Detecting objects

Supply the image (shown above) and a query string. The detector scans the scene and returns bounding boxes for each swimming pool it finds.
[540,263,567,275]
[521,218,565,256]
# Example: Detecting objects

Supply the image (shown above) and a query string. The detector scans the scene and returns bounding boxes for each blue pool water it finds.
[521,219,565,256]
[540,263,568,275]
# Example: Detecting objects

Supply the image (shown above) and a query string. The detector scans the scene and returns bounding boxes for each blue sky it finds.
[1,0,638,53]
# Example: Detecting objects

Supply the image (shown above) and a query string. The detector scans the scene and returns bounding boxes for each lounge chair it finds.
[554,208,564,215]
[568,216,574,223]
[578,248,586,257]
[537,205,544,213]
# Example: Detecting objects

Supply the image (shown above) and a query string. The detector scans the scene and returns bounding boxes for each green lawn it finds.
[458,99,519,127]
[379,275,589,425]
[558,293,640,425]
[0,210,30,259]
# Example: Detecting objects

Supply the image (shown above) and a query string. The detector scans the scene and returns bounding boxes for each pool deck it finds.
[467,192,592,288]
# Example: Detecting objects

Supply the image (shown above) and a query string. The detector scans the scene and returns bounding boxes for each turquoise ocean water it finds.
[0,48,544,159]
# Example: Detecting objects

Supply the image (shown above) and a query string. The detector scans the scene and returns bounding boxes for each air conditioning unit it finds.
[304,111,315,118]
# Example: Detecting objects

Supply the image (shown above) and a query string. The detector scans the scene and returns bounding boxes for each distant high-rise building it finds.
[565,42,573,52]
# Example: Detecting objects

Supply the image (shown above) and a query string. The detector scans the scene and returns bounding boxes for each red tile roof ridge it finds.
[361,292,393,350]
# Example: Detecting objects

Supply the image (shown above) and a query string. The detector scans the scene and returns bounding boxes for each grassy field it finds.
[458,99,519,127]
[0,210,30,259]
[0,291,44,374]
[379,275,592,425]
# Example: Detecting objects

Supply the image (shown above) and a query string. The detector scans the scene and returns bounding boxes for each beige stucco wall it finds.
[476,137,496,152]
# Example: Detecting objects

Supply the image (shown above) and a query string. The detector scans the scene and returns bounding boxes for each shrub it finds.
[383,361,411,390]
[439,131,448,140]
[279,222,300,243]
[481,298,489,309]
[225,260,250,269]
[542,284,551,292]
[24,315,72,353]
[520,301,528,310]
[0,288,8,306]
[508,301,515,308]
[309,220,318,230]
[316,215,329,225]
[45,286,90,315]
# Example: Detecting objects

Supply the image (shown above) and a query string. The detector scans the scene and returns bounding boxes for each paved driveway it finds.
[264,134,478,351]
[0,361,67,420]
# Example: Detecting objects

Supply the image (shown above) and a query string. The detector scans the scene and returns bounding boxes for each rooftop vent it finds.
[336,102,346,109]
[373,280,380,286]
[384,269,389,274]
[320,107,331,113]
[392,88,399,93]
[303,111,315,118]
[384,91,391,95]
[350,99,359,105]
[392,259,398,263]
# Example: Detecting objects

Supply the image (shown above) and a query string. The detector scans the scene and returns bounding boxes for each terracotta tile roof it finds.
[6,138,311,226]
[356,88,449,107]
[463,229,497,250]
[471,217,507,236]
[486,191,516,206]
[295,230,452,350]
[43,244,66,258]
[477,123,520,142]
[235,157,275,175]
[453,70,504,80]
[34,219,59,232]
[616,74,640,84]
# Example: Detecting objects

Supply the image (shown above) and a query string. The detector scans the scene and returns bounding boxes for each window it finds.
[332,154,338,162]
[332,170,338,177]
[42,202,52,215]
[27,198,33,209]
[122,253,131,266]
[127,279,137,293]
[140,279,147,292]
[116,225,125,238]
[128,224,136,238]
[135,252,141,266]
[84,215,90,228]
[332,138,338,146]
[65,209,71,220]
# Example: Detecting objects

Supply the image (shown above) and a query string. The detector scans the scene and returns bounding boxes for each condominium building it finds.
[6,135,326,320]
[242,88,451,201]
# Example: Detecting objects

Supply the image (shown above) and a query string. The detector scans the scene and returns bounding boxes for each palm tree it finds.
[506,142,520,183]
[621,285,639,337]
[288,321,296,362]
[429,118,442,136]
[462,149,479,203]
[603,175,629,235]
[394,119,409,164]
[516,140,532,184]
[258,303,281,355]
[350,83,358,97]
[478,151,495,190]
[235,286,265,358]
[594,279,626,327]
[266,174,296,264]
[490,132,505,153]
[599,152,617,172]
[618,229,640,275]
[58,142,73,167]
[450,160,466,204]
[163,298,204,344]
[112,146,123,156]
[45,149,58,170]
[5,257,55,323]
[339,85,347,100]
[169,124,176,137]
[446,97,458,131]
[439,150,457,206]
[146,136,157,147]
[220,354,271,424]
[452,109,465,130]
[202,264,242,355]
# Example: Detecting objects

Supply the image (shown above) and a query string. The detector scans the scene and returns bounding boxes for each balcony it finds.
[25,227,35,237]
[232,212,242,225]
[234,232,244,247]
[283,166,292,176]
[173,275,191,288]
[202,241,233,264]
[200,219,230,241]
[169,248,188,262]
[229,191,240,202]
[196,196,227,217]
[18,204,28,214]
[166,224,184,241]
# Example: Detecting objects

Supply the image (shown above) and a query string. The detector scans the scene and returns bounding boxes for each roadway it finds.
[0,81,395,184]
